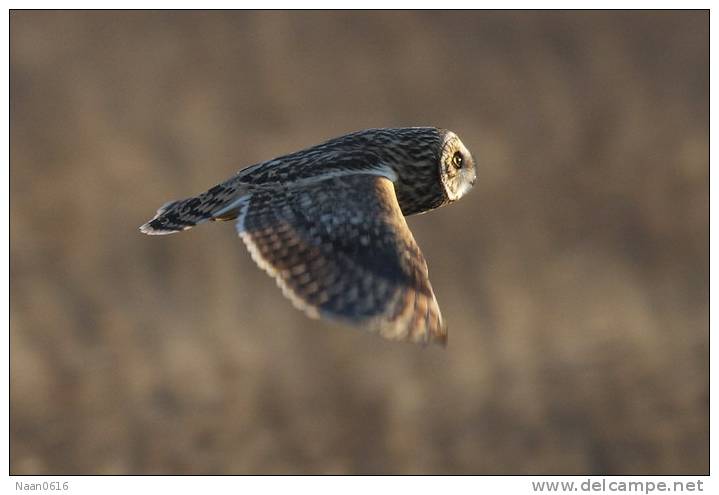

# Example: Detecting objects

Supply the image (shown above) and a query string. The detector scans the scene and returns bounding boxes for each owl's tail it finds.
[139,182,248,235]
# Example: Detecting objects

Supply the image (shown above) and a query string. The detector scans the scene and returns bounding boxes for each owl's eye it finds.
[452,151,463,169]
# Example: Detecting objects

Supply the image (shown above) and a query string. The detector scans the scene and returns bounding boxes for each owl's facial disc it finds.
[439,131,476,202]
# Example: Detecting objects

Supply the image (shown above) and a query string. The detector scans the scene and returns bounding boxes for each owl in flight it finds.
[140,127,476,346]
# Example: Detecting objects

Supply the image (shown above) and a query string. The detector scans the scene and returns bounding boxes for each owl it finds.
[140,127,477,345]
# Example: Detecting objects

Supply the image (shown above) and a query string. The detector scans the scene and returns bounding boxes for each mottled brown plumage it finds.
[140,127,477,345]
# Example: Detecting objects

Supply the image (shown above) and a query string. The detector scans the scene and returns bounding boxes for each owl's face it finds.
[438,131,476,202]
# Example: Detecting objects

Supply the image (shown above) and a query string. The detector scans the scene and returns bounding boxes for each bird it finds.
[140,127,477,346]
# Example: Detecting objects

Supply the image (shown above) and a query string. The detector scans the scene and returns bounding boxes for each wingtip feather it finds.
[139,220,185,235]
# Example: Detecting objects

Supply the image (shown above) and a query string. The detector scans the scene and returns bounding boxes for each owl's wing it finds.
[236,173,447,346]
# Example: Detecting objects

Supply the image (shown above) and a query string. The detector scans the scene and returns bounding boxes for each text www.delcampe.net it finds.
[531,478,705,494]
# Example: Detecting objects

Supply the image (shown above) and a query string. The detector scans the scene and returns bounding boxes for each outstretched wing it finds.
[237,174,447,345]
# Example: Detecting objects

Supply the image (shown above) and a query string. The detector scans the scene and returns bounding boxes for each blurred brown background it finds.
[10,11,708,474]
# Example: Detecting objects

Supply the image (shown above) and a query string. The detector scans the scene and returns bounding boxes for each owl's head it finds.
[438,130,476,202]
